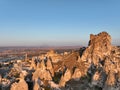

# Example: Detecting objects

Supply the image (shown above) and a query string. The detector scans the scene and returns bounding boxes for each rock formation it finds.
[32,59,52,82]
[59,69,71,87]
[79,32,120,90]
[10,78,28,90]
[46,58,54,77]
[4,31,120,90]
[32,68,52,82]
[81,32,112,65]
[72,68,81,81]
[30,57,37,69]
[46,50,63,63]
[58,32,120,90]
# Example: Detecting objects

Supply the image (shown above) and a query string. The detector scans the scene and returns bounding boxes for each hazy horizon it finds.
[0,0,120,46]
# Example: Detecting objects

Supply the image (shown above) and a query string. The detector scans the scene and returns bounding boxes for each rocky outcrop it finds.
[46,50,63,63]
[8,31,120,90]
[46,58,54,77]
[61,32,120,90]
[8,63,22,78]
[10,78,28,90]
[59,69,71,87]
[32,59,52,86]
[10,73,28,90]
[72,68,81,81]
[81,32,112,65]
[30,57,37,69]
[32,67,52,81]
[79,32,120,90]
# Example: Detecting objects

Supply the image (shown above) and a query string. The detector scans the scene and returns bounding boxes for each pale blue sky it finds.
[0,0,120,46]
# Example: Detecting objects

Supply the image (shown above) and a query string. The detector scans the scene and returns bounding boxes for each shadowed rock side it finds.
[9,32,120,90]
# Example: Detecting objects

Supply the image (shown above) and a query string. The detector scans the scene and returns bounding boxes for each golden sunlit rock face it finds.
[0,32,120,90]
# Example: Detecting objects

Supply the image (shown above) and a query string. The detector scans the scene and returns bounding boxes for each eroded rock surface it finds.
[10,79,28,90]
[5,32,120,90]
